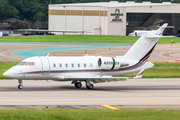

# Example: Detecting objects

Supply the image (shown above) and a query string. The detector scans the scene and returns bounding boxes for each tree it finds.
[0,0,19,20]
[0,0,179,22]
[41,22,48,29]
[11,21,29,30]
[33,12,46,21]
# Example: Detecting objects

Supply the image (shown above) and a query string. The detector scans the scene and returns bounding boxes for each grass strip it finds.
[0,62,180,79]
[0,109,179,120]
[0,35,179,43]
[122,62,180,78]
[0,62,19,79]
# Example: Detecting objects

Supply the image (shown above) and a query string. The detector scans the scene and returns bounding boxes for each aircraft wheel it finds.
[18,85,23,89]
[75,82,82,88]
[86,84,94,89]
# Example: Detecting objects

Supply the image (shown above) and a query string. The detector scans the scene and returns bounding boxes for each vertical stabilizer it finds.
[124,23,168,61]
[156,23,168,35]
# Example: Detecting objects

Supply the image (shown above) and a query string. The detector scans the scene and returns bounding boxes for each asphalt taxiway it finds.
[0,78,180,108]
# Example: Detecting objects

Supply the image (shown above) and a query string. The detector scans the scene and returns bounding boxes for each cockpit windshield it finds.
[26,62,35,66]
[17,62,35,66]
[17,62,26,66]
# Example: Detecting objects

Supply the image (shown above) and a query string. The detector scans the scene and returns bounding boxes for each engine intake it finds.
[97,57,129,70]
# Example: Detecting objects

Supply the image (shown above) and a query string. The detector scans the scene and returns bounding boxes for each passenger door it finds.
[40,57,50,75]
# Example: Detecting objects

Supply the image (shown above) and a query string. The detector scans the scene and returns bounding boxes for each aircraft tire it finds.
[86,84,94,89]
[75,82,82,88]
[18,85,23,89]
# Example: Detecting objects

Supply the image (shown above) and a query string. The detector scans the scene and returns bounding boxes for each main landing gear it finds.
[86,80,94,89]
[18,79,23,89]
[72,80,94,89]
[74,82,82,88]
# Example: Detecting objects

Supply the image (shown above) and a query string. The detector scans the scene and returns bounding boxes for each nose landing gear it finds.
[18,79,23,89]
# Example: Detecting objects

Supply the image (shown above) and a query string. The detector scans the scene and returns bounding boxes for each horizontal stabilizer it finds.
[145,35,162,39]
[146,35,175,39]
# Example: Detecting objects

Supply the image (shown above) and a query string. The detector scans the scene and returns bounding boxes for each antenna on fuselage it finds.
[46,54,49,57]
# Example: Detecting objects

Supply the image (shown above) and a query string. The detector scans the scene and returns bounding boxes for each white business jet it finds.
[3,23,168,89]
[129,23,171,36]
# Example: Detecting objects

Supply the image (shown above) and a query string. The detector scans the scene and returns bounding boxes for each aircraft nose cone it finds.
[3,71,9,77]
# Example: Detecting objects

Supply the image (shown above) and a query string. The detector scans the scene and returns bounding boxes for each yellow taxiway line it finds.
[100,50,126,57]
[101,105,119,110]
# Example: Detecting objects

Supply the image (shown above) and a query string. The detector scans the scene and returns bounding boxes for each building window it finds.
[59,64,62,67]
[53,64,56,67]
[78,63,80,67]
[2,22,8,25]
[65,63,68,67]
[72,63,74,67]
[84,63,86,67]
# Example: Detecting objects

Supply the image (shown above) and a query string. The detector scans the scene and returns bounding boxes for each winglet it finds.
[135,69,145,78]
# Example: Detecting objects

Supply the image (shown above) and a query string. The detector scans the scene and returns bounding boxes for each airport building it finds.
[49,1,180,36]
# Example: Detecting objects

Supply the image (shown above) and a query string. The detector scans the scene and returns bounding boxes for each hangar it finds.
[49,1,180,36]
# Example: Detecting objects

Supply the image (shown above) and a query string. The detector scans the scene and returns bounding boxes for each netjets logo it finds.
[115,8,120,14]
[111,8,123,22]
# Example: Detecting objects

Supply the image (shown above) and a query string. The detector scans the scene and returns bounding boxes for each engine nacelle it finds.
[97,57,129,70]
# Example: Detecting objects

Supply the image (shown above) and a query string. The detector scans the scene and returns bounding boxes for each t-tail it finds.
[156,23,168,36]
[124,23,168,61]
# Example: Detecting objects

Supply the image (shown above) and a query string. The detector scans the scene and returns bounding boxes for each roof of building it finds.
[49,1,174,7]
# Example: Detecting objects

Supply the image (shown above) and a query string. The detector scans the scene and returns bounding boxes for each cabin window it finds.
[84,63,86,67]
[53,64,56,67]
[72,63,74,67]
[59,64,62,67]
[65,63,68,67]
[89,63,92,67]
[78,63,80,67]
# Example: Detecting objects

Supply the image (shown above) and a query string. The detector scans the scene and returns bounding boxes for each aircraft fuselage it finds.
[4,56,153,81]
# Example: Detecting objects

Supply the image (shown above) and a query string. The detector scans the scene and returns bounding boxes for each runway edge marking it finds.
[101,105,119,110]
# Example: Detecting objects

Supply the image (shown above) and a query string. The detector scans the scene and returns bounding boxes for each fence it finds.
[0,30,30,36]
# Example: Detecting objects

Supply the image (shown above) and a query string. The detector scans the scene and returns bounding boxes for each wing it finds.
[63,69,145,84]
[63,76,132,83]
[52,69,144,83]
